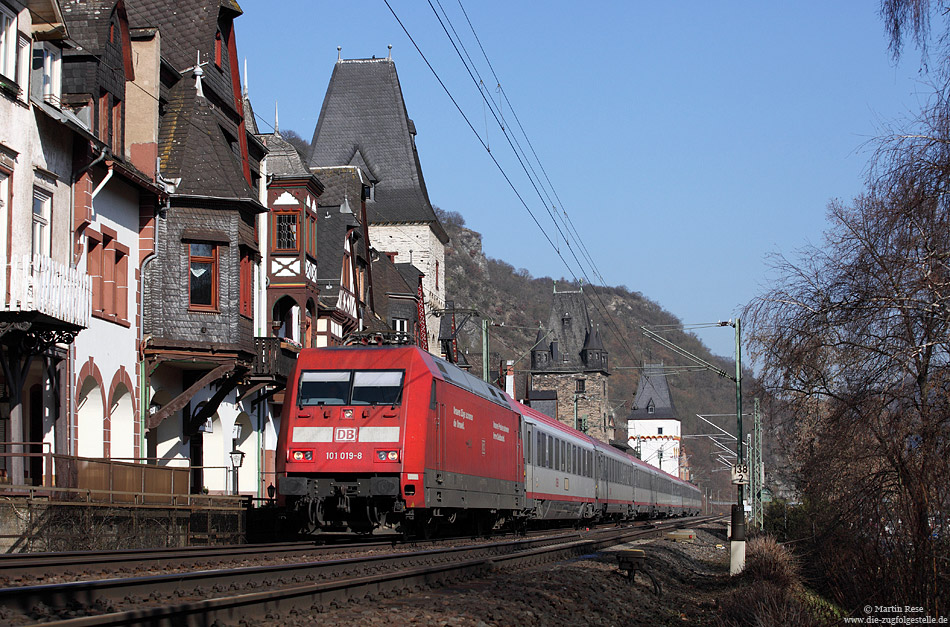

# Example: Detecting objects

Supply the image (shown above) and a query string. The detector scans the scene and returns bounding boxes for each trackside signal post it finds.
[641,319,747,574]
[729,319,746,575]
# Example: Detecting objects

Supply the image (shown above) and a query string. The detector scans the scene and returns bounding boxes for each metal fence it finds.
[0,447,247,552]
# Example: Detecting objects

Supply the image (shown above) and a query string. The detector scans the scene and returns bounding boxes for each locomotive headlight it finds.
[291,450,313,461]
[376,449,400,462]
[343,409,354,419]
[388,451,399,461]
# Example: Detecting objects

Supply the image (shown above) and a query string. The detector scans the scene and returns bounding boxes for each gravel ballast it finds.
[305,521,737,626]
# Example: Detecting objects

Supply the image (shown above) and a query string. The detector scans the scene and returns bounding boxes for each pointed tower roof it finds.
[309,57,447,243]
[540,287,591,371]
[628,364,677,420]
[583,323,605,352]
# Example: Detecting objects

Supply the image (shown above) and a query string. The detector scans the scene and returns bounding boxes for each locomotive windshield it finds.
[352,371,403,405]
[298,370,404,406]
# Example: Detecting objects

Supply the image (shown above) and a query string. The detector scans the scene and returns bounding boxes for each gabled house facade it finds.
[309,56,447,351]
[310,165,372,346]
[127,0,266,495]
[0,0,89,487]
[60,0,163,463]
[257,130,323,348]
[366,248,420,344]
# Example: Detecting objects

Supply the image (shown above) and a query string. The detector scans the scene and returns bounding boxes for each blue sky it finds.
[236,1,926,359]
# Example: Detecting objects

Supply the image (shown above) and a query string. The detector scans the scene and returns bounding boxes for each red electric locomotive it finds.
[276,346,524,536]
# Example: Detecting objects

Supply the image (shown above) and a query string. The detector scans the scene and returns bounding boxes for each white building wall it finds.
[368,223,445,351]
[0,6,78,469]
[189,387,261,495]
[73,178,142,459]
[628,419,681,476]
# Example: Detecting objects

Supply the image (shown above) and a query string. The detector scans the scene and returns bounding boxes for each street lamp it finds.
[229,447,245,495]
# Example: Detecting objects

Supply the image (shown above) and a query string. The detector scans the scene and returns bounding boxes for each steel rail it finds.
[0,540,378,579]
[0,516,719,625]
[0,518,655,580]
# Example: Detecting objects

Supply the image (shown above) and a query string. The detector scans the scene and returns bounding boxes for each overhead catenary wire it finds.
[410,1,643,370]
[453,0,608,288]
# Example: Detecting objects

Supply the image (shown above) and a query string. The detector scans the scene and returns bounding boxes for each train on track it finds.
[276,346,702,537]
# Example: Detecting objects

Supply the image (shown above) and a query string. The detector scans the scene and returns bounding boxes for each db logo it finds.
[335,427,357,442]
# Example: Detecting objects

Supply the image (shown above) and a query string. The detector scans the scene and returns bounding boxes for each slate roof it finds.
[243,92,258,134]
[158,77,258,201]
[627,364,678,421]
[370,252,416,325]
[126,0,241,73]
[311,167,364,310]
[583,323,605,352]
[309,58,447,243]
[535,288,593,372]
[395,262,422,291]
[260,131,309,177]
[60,0,114,56]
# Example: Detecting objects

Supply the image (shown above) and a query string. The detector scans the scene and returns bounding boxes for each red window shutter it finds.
[87,232,103,313]
[102,234,115,317]
[115,246,128,322]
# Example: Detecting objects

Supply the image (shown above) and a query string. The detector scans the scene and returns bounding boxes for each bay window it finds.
[189,243,218,310]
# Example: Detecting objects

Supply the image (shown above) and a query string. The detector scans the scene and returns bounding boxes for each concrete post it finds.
[730,503,746,575]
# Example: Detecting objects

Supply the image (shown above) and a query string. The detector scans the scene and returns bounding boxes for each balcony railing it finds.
[251,336,298,382]
[0,254,91,328]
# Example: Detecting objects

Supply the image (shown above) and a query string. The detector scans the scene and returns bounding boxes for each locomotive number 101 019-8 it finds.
[326,451,363,460]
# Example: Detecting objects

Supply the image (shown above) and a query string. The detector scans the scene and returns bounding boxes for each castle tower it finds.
[627,364,682,476]
[527,285,612,443]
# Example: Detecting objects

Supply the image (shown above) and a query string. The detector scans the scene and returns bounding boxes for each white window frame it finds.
[32,187,51,258]
[0,169,9,266]
[33,41,60,105]
[0,4,17,81]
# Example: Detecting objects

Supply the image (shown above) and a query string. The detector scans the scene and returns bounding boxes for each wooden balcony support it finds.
[146,362,234,430]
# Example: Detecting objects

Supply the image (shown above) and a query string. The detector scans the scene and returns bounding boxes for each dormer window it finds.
[362,181,375,201]
[647,402,655,415]
[32,41,61,106]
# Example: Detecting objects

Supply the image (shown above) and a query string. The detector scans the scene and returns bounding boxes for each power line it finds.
[417,1,643,370]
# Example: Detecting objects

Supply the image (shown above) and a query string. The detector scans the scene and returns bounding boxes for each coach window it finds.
[525,426,532,463]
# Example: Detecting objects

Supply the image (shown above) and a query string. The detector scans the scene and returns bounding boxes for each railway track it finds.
[0,516,718,625]
[0,519,652,583]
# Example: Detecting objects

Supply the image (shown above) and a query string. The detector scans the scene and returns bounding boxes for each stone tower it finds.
[527,285,612,443]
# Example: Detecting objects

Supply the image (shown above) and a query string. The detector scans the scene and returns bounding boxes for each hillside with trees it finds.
[436,208,755,497]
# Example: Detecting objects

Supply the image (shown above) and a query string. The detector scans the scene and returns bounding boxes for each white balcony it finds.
[0,254,91,328]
